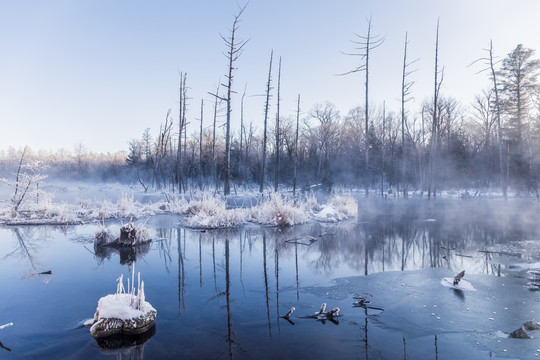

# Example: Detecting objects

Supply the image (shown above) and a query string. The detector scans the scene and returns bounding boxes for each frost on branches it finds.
[0,146,48,213]
[89,272,156,339]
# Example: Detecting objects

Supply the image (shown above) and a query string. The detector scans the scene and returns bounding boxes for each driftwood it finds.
[0,323,13,330]
[285,236,318,246]
[281,307,295,319]
[281,307,296,325]
[352,296,384,311]
[297,303,341,324]
[453,270,465,286]
[284,232,335,246]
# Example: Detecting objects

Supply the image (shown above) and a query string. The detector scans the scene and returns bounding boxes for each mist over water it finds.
[1,197,539,359]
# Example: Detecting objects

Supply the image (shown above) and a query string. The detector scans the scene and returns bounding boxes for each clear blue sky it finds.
[1,0,539,154]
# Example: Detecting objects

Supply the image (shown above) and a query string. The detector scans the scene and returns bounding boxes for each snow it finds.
[0,179,360,228]
[94,293,155,322]
[89,273,156,338]
[92,273,155,321]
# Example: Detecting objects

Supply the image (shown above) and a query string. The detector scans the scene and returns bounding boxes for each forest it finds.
[2,13,540,200]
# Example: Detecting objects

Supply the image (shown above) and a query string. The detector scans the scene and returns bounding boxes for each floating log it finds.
[0,323,13,330]
[281,307,295,319]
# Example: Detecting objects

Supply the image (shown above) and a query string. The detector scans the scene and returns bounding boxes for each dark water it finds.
[1,199,540,359]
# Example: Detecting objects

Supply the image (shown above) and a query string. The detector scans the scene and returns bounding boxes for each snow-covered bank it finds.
[0,180,358,228]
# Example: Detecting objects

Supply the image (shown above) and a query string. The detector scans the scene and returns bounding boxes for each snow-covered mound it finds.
[89,273,156,338]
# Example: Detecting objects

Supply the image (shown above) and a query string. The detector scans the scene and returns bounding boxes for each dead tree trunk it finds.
[400,32,418,199]
[221,4,248,196]
[428,20,440,200]
[293,94,300,196]
[260,50,273,193]
[199,99,204,190]
[339,16,383,197]
[177,72,188,193]
[274,56,282,192]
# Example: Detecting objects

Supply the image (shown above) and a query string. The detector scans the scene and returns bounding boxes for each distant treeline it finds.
[2,43,540,198]
[122,44,540,198]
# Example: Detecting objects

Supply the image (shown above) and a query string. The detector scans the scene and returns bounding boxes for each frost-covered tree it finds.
[0,146,48,212]
[499,44,540,183]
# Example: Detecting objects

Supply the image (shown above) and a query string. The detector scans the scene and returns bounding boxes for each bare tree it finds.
[274,56,282,192]
[260,50,273,193]
[0,146,48,212]
[428,19,443,199]
[293,94,300,196]
[199,99,204,190]
[400,32,418,198]
[177,72,188,193]
[221,4,249,196]
[340,15,384,197]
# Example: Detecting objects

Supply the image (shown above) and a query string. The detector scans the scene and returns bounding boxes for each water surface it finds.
[1,199,539,359]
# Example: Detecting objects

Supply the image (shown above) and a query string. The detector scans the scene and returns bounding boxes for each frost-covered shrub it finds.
[184,195,247,229]
[313,193,358,222]
[250,193,309,226]
[95,223,115,247]
[304,192,320,214]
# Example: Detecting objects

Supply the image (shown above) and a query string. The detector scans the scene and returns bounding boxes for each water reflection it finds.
[4,227,52,280]
[94,241,151,265]
[3,199,540,359]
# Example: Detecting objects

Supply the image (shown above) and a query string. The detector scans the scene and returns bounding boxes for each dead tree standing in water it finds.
[216,4,248,196]
[177,72,188,193]
[274,57,282,192]
[340,15,384,197]
[400,32,418,199]
[293,94,300,196]
[260,50,273,193]
[429,19,442,199]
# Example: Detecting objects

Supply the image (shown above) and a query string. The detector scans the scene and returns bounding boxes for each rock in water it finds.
[509,321,540,339]
[523,321,540,331]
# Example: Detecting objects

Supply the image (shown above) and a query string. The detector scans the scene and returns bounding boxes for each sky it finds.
[1,0,540,154]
